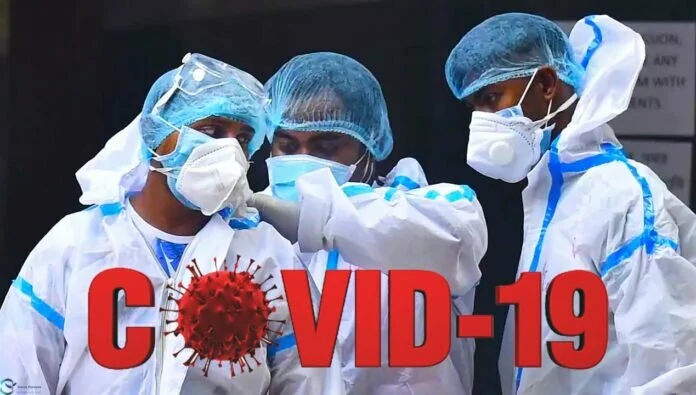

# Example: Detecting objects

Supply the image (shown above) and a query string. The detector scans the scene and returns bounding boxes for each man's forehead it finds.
[472,79,524,96]
[198,116,254,132]
[276,129,347,141]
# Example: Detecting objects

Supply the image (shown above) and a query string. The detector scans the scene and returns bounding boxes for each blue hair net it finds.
[265,52,393,161]
[445,13,586,100]
[140,53,268,156]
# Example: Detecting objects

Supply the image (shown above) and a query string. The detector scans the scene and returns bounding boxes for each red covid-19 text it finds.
[87,267,609,371]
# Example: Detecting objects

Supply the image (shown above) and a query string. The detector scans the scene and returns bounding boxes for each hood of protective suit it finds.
[76,116,149,205]
[556,15,645,162]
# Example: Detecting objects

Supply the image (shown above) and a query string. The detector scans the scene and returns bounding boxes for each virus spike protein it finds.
[160,256,286,378]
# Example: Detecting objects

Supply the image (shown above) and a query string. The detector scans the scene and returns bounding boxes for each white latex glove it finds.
[247,193,300,243]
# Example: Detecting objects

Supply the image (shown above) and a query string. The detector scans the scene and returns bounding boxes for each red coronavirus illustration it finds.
[161,255,285,377]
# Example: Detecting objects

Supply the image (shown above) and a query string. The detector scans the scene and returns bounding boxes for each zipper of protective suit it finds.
[154,244,191,395]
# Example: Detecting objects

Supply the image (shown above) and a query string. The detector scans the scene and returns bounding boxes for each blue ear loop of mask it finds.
[267,150,370,202]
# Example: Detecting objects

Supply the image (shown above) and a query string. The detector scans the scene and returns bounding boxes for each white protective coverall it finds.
[260,157,488,395]
[499,15,696,395]
[0,118,344,395]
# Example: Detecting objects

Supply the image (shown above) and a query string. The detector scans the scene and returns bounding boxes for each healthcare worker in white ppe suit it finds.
[446,13,696,395]
[247,52,488,395]
[0,53,343,395]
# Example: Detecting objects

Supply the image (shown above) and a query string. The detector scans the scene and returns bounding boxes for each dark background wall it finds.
[3,1,695,394]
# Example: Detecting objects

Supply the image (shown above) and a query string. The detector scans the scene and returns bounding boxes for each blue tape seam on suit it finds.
[516,143,678,389]
[342,175,476,204]
[12,276,65,330]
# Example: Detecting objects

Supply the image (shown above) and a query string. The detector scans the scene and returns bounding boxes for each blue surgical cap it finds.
[140,53,268,156]
[445,13,586,100]
[265,52,393,161]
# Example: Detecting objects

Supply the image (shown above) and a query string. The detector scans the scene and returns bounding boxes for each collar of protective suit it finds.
[550,15,645,165]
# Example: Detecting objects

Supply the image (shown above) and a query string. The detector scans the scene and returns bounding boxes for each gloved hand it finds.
[247,193,300,243]
[228,175,254,218]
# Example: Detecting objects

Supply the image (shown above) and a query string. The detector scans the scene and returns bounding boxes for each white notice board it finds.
[555,21,695,137]
[620,139,692,205]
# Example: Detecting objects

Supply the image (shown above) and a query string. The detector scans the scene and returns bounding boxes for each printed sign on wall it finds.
[620,139,692,205]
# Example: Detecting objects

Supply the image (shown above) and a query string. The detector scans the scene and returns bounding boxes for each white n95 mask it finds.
[466,69,578,183]
[154,137,252,216]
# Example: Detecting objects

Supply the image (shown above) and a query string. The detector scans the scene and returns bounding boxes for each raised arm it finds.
[295,167,487,296]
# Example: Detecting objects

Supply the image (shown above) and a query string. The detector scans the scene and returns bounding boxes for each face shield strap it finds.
[145,113,183,163]
[152,73,183,116]
[147,63,194,160]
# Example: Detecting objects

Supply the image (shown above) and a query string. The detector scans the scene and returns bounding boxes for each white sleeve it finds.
[547,163,696,394]
[590,177,696,395]
[266,242,345,395]
[295,167,487,296]
[0,222,70,395]
[267,327,345,395]
[603,244,696,395]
